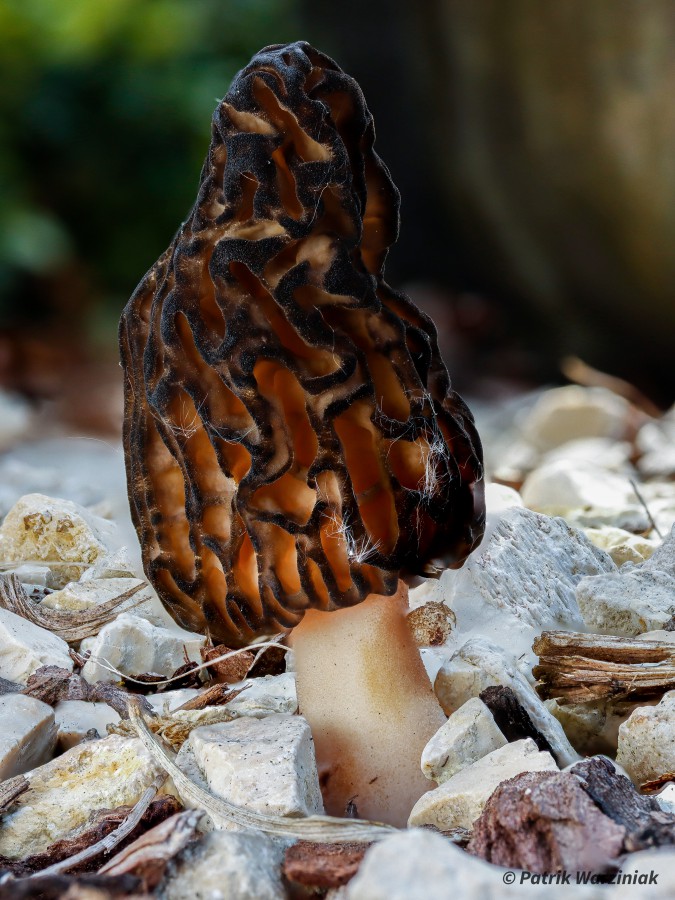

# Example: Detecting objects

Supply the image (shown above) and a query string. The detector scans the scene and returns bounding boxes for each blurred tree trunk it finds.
[305,0,675,400]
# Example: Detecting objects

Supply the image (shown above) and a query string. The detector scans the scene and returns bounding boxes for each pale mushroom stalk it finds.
[121,41,484,832]
[291,582,446,827]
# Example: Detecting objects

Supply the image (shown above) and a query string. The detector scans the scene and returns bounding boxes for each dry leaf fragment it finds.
[200,645,253,684]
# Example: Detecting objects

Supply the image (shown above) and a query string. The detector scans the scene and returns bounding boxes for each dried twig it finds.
[533,630,675,703]
[0,574,147,642]
[128,698,395,842]
[0,776,29,814]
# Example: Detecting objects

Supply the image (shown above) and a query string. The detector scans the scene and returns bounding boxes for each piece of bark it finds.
[121,673,165,694]
[479,685,555,755]
[99,810,204,889]
[283,840,370,889]
[571,756,675,851]
[246,645,287,679]
[201,645,254,684]
[468,770,625,874]
[22,665,73,705]
[533,630,675,703]
[0,796,181,877]
[0,873,147,899]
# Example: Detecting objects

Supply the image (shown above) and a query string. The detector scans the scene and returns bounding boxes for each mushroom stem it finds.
[291,581,446,827]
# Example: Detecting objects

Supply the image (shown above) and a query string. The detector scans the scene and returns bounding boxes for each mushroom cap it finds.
[120,41,485,645]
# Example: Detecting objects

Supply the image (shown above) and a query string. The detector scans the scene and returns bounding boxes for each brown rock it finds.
[283,840,370,889]
[468,770,625,874]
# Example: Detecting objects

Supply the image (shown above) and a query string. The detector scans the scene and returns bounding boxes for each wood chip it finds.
[283,840,370,888]
[173,684,244,712]
[533,630,675,703]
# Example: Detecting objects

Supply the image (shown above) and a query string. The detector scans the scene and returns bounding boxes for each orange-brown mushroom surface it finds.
[120,41,485,646]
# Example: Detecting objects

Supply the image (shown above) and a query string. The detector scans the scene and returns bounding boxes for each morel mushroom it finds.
[120,41,484,826]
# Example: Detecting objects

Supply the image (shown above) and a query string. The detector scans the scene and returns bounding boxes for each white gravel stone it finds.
[0,392,33,451]
[157,829,286,900]
[81,612,205,683]
[408,738,558,832]
[521,460,649,531]
[0,607,73,683]
[616,692,675,784]
[542,437,633,473]
[226,673,298,717]
[423,506,613,666]
[0,695,56,778]
[637,417,675,479]
[421,697,506,783]
[54,700,120,750]
[0,734,164,857]
[0,493,114,588]
[519,385,632,453]
[434,638,579,767]
[10,563,51,588]
[576,526,675,635]
[484,482,523,513]
[346,829,602,900]
[545,699,635,756]
[607,848,675,897]
[654,784,675,815]
[175,714,323,824]
[583,526,659,566]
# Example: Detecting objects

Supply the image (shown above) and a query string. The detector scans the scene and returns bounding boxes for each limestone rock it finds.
[0,607,73,683]
[225,673,298,718]
[583,526,659,567]
[175,714,323,823]
[637,417,675,479]
[468,770,625,873]
[408,738,558,831]
[577,526,675,636]
[434,638,579,766]
[421,697,506,783]
[0,493,113,588]
[0,734,164,857]
[54,700,120,750]
[346,827,603,900]
[521,460,649,532]
[157,829,286,900]
[519,386,632,453]
[545,699,631,756]
[147,689,203,715]
[42,576,169,627]
[617,692,675,784]
[484,482,523,513]
[81,613,205,683]
[0,694,56,778]
[421,507,613,666]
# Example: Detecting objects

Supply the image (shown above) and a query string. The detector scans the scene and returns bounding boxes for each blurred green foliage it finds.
[0,0,300,332]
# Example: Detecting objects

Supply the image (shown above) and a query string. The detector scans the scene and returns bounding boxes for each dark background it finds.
[2,0,674,433]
